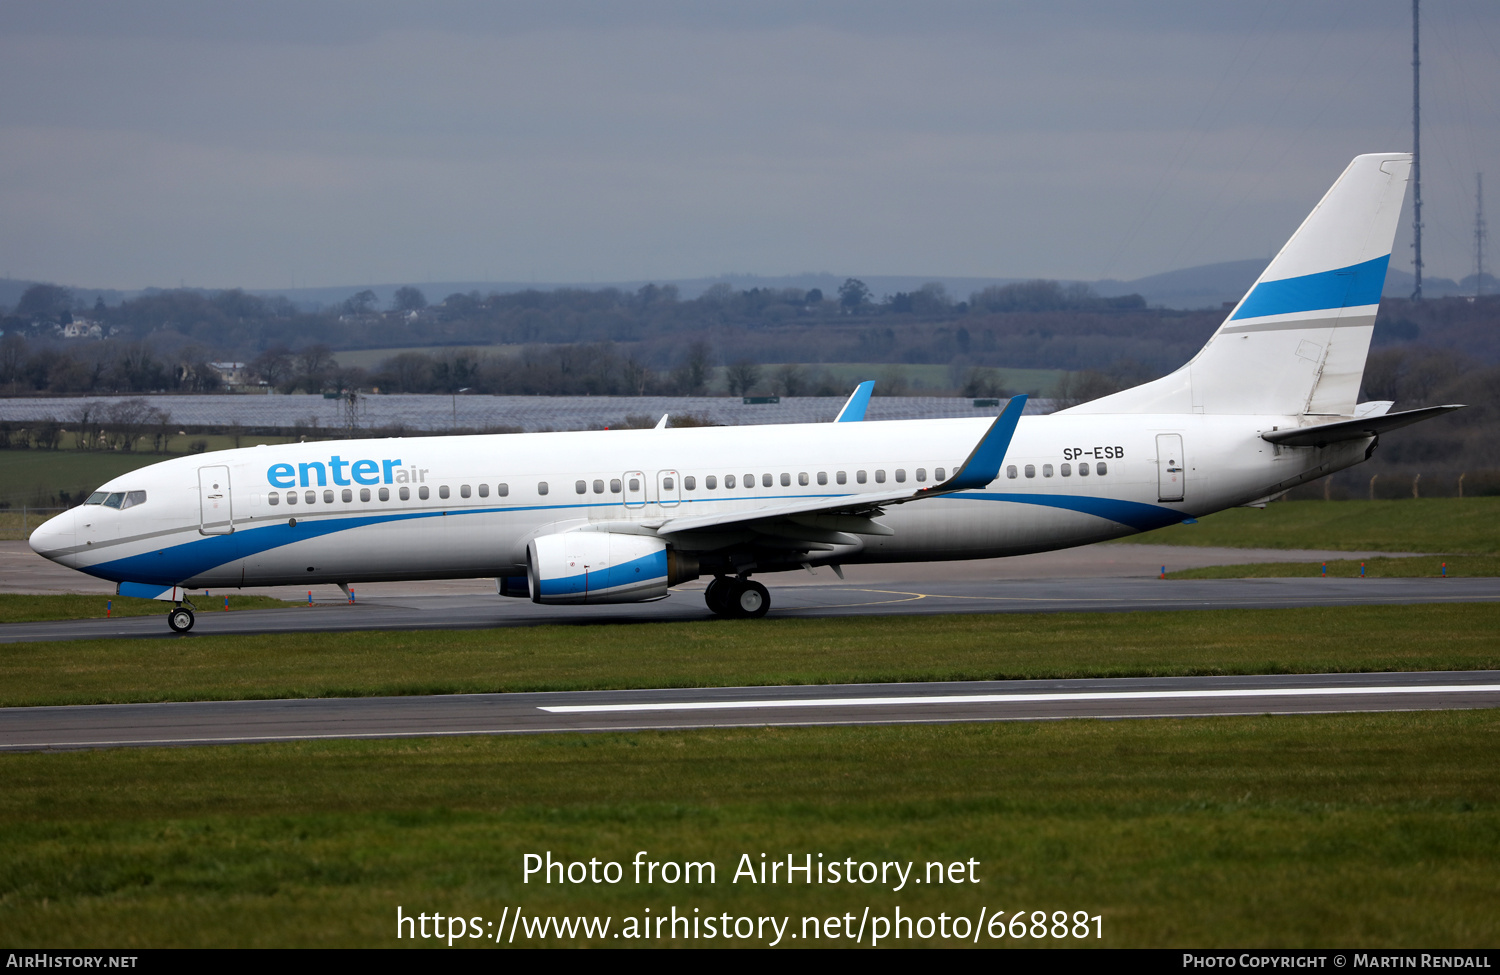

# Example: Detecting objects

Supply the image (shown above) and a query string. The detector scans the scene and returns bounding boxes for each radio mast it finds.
[1478,174,1488,297]
[1410,0,1425,300]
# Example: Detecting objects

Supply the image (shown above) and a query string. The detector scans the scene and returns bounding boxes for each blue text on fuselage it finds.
[267,457,407,488]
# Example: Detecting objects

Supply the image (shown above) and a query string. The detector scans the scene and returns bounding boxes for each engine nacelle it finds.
[527,532,698,604]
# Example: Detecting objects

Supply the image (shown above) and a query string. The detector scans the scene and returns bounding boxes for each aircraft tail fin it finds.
[1066,153,1412,417]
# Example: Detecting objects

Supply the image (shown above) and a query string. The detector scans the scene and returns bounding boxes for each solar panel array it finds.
[0,394,1055,432]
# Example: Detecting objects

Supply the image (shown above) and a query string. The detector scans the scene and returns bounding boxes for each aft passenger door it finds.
[1156,434,1185,502]
[198,465,234,534]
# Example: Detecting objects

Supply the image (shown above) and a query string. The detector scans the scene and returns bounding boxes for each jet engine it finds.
[526,532,699,604]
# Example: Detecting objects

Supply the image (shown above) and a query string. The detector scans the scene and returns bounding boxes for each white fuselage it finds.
[28,411,1368,591]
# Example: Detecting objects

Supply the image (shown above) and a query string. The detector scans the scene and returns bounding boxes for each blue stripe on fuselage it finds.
[85,490,1188,586]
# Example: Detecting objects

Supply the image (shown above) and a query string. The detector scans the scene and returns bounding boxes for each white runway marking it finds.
[540,683,1500,713]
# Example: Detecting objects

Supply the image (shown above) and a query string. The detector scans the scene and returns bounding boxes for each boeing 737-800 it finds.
[28,153,1461,632]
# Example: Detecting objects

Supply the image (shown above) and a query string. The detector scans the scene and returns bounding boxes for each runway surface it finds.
[4,671,1497,751]
[3,576,1495,644]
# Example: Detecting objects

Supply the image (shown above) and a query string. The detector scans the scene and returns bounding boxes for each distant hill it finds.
[0,260,1478,316]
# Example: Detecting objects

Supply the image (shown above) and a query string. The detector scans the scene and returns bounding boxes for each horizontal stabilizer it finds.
[835,381,875,422]
[1261,405,1465,448]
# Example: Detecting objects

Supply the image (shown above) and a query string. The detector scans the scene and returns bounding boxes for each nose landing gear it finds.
[704,577,770,619]
[167,602,196,633]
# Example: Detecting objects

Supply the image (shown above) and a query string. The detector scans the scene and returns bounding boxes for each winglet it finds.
[926,394,1027,492]
[834,381,875,422]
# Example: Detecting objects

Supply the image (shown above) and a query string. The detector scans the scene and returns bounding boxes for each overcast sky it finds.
[2,1,1497,291]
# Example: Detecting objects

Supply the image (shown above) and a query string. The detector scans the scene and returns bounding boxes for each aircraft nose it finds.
[28,507,76,561]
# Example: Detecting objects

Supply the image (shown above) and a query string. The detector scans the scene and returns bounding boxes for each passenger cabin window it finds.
[856,471,867,484]
[86,492,108,505]
[538,482,548,495]
[286,491,298,504]
[875,470,887,483]
[478,483,489,497]
[817,472,827,485]
[1024,465,1036,478]
[461,484,472,498]
[760,473,770,488]
[1097,463,1107,476]
[324,489,335,503]
[400,486,411,500]
[498,483,509,497]
[360,488,371,501]
[575,481,587,494]
[610,479,621,493]
[379,487,390,501]
[1007,465,1018,479]
[628,478,639,492]
[684,476,696,491]
[935,468,945,481]
[663,476,675,491]
[894,469,906,483]
[916,469,926,482]
[268,492,280,505]
[705,475,717,490]
[780,473,790,487]
[725,474,736,489]
[419,486,430,500]
[1079,463,1090,476]
[836,471,847,485]
[305,490,316,504]
[1042,464,1054,478]
[1061,463,1072,477]
[798,472,809,486]
[593,479,604,494]
[342,488,352,502]
[439,485,450,499]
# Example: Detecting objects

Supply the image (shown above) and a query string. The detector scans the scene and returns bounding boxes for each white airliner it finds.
[29,153,1461,632]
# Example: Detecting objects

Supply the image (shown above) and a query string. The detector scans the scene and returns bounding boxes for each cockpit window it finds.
[102,492,125,508]
[86,492,108,505]
[120,491,147,510]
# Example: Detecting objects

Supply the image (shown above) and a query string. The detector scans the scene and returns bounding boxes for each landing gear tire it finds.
[167,606,195,633]
[704,577,733,617]
[732,580,770,619]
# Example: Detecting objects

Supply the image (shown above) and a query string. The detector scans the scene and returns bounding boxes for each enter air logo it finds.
[267,456,428,488]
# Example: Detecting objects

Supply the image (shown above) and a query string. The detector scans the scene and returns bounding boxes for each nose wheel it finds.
[167,606,196,633]
[705,578,770,619]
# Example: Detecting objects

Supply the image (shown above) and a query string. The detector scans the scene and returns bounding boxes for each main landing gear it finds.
[704,576,770,619]
[167,602,196,633]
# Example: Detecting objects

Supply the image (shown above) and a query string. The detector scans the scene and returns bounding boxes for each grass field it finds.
[2,710,1496,947]
[0,436,297,533]
[3,603,1497,709]
[1121,498,1500,555]
[1168,556,1500,579]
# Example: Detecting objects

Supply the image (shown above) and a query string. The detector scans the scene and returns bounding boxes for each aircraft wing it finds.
[656,395,1027,538]
[1261,404,1465,448]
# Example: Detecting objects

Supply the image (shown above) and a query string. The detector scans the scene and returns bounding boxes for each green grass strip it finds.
[1,712,1497,946]
[1168,555,1500,579]
[4,603,1499,708]
[0,593,291,624]
[1115,498,1500,554]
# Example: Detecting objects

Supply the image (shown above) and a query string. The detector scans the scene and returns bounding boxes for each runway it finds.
[3,576,1495,644]
[3,671,1497,751]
